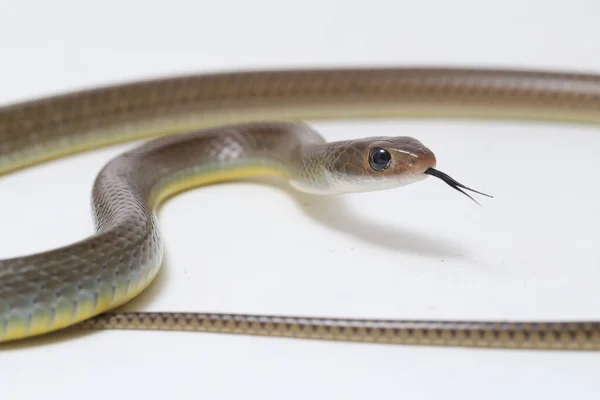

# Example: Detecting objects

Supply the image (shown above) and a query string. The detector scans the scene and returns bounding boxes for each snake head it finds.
[292,134,491,203]
[318,136,492,204]
[318,136,437,193]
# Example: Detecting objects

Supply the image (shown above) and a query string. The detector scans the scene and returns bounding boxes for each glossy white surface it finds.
[1,0,600,398]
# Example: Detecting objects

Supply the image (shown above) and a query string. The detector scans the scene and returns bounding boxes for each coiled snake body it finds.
[1,67,599,350]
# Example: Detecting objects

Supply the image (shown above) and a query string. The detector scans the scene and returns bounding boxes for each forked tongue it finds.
[424,168,493,206]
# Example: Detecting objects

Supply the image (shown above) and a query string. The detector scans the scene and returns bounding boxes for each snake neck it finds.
[91,122,327,231]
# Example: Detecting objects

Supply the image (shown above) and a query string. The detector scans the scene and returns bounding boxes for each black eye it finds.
[369,148,392,171]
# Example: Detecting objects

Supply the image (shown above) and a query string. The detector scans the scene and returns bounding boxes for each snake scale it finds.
[1,66,600,350]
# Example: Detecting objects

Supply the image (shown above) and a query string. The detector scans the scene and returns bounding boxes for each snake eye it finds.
[369,148,392,171]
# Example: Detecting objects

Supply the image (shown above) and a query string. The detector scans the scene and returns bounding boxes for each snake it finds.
[2,66,600,351]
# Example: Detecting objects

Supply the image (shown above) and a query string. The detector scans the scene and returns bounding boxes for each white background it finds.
[1,0,600,398]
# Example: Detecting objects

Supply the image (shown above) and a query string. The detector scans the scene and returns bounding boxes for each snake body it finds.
[2,67,600,349]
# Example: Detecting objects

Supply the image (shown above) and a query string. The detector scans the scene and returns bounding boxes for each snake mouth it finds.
[424,168,493,205]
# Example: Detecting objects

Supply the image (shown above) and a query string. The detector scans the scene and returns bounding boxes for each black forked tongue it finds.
[424,168,493,206]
